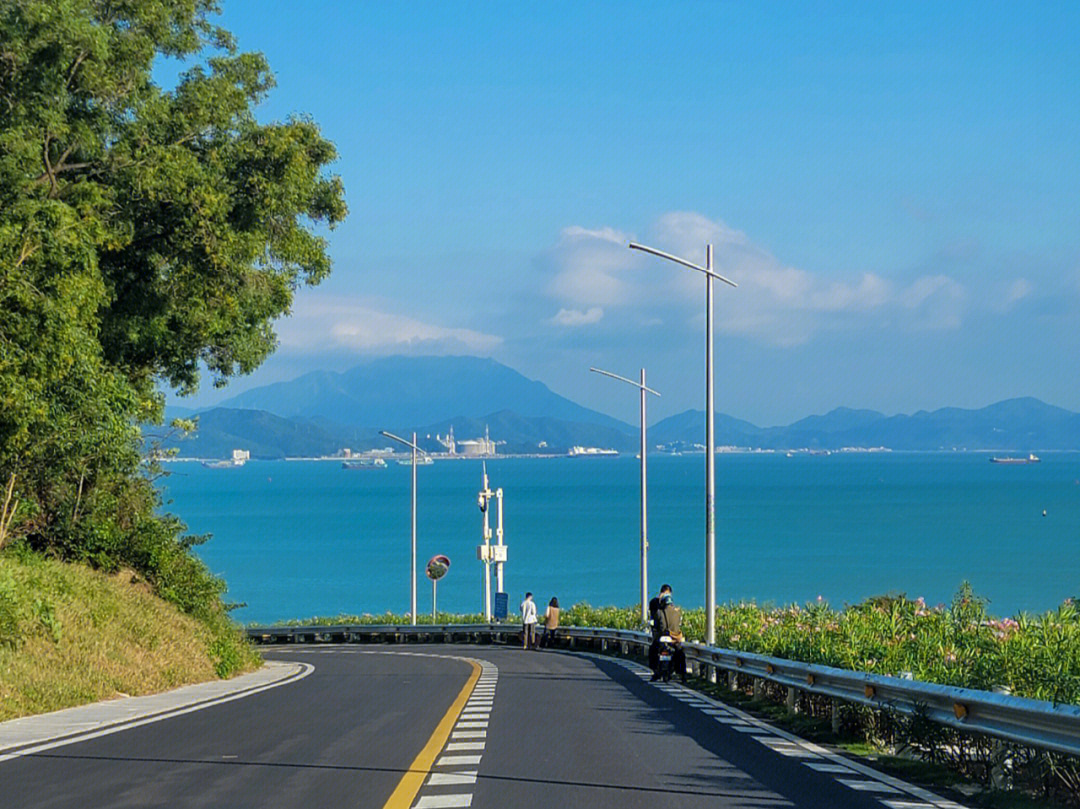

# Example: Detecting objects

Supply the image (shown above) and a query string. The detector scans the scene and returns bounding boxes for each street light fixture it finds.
[379,430,429,625]
[589,366,660,625]
[628,241,736,645]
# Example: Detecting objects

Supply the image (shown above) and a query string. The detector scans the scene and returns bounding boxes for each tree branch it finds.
[0,472,17,550]
[66,51,89,89]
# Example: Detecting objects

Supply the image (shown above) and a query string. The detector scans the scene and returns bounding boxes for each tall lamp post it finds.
[589,366,660,625]
[628,241,736,645]
[380,430,428,625]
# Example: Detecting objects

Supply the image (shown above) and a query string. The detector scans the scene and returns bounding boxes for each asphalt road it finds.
[0,645,950,809]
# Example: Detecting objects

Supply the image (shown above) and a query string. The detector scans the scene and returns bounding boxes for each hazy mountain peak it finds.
[217,355,633,433]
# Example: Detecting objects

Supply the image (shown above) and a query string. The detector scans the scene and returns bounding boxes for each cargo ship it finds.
[989,454,1040,464]
[342,458,387,469]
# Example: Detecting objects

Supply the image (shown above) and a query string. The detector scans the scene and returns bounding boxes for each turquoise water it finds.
[158,453,1080,623]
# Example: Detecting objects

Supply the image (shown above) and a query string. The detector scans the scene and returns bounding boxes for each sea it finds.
[157,452,1080,624]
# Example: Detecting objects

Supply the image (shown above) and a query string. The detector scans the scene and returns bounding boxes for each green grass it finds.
[0,552,260,721]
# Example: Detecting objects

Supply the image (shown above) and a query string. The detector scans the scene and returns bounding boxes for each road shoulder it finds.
[0,660,310,758]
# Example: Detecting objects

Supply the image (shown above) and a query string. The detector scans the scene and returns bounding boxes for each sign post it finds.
[426,555,450,622]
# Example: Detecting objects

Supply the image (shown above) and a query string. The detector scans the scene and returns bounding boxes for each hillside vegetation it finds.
[0,552,259,722]
[0,1,341,720]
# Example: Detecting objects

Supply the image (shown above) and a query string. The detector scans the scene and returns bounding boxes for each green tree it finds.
[0,0,346,613]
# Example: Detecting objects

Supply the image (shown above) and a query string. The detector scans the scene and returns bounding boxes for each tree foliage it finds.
[0,0,346,614]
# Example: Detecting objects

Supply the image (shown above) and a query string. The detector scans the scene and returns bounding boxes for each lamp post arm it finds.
[379,430,429,455]
[589,367,661,397]
[628,241,738,288]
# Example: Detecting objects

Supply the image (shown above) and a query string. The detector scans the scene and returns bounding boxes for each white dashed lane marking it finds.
[406,659,498,809]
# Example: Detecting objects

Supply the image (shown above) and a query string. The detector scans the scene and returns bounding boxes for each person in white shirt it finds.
[520,592,538,649]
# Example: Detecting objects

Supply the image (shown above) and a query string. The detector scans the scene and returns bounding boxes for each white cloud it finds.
[551,307,604,327]
[278,295,503,355]
[545,226,635,306]
[1005,278,1032,307]
[540,211,970,344]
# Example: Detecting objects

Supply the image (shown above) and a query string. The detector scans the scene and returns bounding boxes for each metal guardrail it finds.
[247,623,1080,757]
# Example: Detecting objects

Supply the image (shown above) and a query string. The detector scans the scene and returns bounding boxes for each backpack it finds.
[658,603,681,636]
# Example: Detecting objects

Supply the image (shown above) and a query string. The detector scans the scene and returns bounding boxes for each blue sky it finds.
[170,1,1080,426]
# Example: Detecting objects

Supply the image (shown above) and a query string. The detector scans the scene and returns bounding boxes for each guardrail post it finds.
[753,677,764,700]
[786,686,798,714]
[727,670,738,691]
[990,685,1012,789]
[831,701,841,734]
[601,639,608,652]
[620,641,628,656]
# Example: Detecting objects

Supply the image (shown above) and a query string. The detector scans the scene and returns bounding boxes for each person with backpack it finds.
[648,584,672,680]
[650,585,687,682]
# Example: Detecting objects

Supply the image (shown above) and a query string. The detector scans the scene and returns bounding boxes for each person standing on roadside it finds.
[520,592,538,649]
[540,596,560,648]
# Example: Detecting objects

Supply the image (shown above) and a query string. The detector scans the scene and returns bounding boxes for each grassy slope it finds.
[0,553,259,722]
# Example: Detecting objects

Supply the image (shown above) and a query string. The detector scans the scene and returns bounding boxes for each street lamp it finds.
[589,366,660,625]
[379,430,428,625]
[628,241,736,645]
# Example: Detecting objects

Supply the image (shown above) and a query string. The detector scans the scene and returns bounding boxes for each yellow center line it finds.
[381,658,482,809]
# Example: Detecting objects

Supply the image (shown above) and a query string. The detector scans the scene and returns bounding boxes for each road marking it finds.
[380,658,481,809]
[455,721,488,729]
[838,779,902,793]
[413,795,472,808]
[804,762,856,773]
[436,754,482,766]
[410,659,499,809]
[427,771,478,786]
[757,738,820,758]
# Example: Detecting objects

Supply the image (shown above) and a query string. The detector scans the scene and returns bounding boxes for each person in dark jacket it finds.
[651,586,687,682]
[648,584,672,680]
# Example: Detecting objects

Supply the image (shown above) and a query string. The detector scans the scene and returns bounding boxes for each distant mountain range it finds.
[161,356,1080,458]
[650,397,1080,451]
[216,355,630,432]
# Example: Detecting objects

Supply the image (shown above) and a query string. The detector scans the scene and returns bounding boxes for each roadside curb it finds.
[0,660,311,759]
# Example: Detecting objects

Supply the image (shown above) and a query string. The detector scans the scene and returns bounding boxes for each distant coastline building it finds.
[436,425,457,455]
[458,425,496,457]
